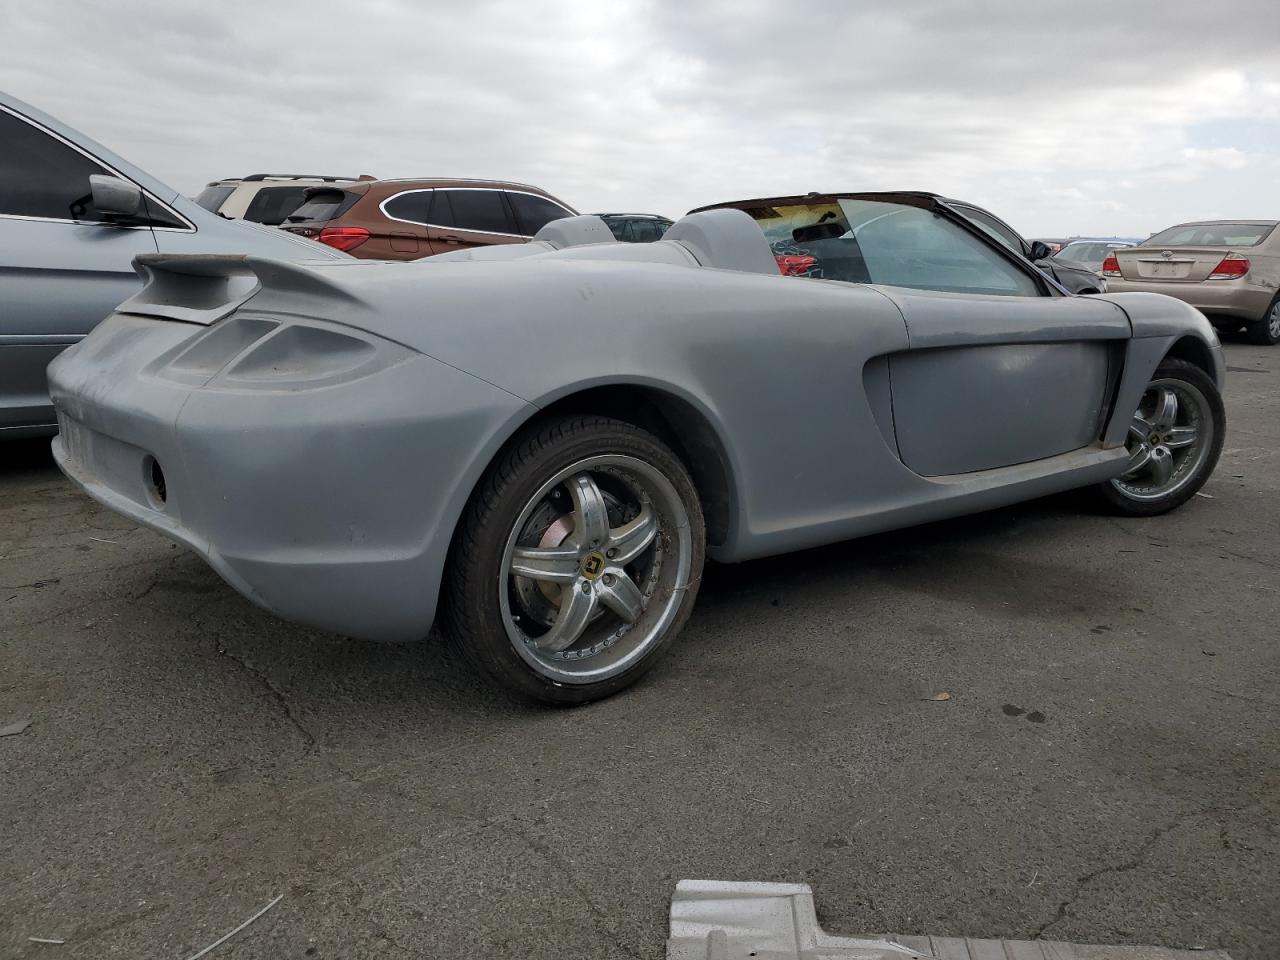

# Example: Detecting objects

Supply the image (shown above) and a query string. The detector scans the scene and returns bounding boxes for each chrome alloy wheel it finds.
[498,455,693,684]
[1111,377,1214,502]
[1268,300,1280,341]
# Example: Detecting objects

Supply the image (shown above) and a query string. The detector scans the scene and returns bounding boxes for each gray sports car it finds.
[49,195,1226,704]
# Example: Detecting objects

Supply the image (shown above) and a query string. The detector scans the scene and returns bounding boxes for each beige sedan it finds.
[1103,220,1280,344]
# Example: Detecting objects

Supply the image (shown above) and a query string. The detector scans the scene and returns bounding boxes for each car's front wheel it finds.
[1095,358,1224,516]
[445,416,705,704]
[1246,295,1280,346]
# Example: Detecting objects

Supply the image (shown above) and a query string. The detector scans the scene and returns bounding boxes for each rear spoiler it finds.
[120,253,364,325]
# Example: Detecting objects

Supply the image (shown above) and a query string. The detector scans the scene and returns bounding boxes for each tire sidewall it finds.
[1098,358,1226,516]
[1248,294,1280,345]
[447,418,706,705]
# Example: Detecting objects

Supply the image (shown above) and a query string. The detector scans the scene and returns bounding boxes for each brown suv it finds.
[281,178,577,260]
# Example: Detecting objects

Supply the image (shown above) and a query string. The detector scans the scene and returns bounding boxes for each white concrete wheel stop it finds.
[666,880,1234,960]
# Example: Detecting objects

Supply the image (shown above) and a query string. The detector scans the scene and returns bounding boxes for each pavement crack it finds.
[1031,814,1187,940]
[209,626,319,755]
[511,820,643,959]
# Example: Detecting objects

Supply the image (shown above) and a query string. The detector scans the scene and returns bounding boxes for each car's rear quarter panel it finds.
[49,309,533,642]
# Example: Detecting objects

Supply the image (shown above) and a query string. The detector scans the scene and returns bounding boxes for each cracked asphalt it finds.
[2,339,1278,960]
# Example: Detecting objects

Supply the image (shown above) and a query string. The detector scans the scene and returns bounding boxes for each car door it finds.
[842,197,1130,475]
[376,188,432,258]
[425,187,522,254]
[0,105,158,433]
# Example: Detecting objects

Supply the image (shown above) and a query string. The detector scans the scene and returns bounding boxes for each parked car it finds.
[0,92,346,438]
[1031,238,1069,254]
[50,196,1224,703]
[942,202,1105,294]
[1056,238,1139,273]
[595,213,673,242]
[1102,220,1280,344]
[194,173,376,226]
[280,178,577,260]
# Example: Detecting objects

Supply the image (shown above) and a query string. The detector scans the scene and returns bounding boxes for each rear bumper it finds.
[49,312,531,642]
[1104,277,1273,323]
[53,425,264,604]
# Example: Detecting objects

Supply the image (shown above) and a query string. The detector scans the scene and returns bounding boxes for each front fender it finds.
[1094,292,1226,447]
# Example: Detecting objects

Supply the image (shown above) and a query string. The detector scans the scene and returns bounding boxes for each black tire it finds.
[1246,294,1280,345]
[443,415,705,705]
[1094,358,1225,516]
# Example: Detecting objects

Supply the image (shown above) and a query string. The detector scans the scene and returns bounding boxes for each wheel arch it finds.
[449,379,740,552]
[526,381,738,547]
[1163,334,1221,385]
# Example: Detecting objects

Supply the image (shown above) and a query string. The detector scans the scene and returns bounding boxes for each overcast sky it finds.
[3,0,1278,236]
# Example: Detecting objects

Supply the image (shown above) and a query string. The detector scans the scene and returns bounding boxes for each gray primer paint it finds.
[48,209,1223,642]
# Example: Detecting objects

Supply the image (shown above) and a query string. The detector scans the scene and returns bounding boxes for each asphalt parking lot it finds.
[2,338,1278,960]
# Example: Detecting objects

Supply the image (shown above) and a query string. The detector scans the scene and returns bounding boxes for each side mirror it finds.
[1028,240,1052,261]
[89,174,144,222]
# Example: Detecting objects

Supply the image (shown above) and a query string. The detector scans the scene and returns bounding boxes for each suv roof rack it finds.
[375,177,541,190]
[241,174,375,183]
[594,212,671,219]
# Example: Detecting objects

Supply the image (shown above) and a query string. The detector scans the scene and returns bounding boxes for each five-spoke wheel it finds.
[446,417,704,704]
[1098,359,1224,515]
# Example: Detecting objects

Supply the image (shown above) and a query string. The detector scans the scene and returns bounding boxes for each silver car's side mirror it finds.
[89,174,144,221]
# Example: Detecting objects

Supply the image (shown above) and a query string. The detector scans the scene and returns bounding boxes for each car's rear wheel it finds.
[1095,358,1224,516]
[1246,295,1280,345]
[445,416,705,704]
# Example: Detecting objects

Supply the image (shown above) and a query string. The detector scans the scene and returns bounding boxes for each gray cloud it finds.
[3,0,1277,235]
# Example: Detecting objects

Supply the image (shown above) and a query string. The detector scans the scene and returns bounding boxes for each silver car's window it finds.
[0,108,109,221]
[747,199,1041,297]
[1060,241,1111,262]
[1144,222,1275,247]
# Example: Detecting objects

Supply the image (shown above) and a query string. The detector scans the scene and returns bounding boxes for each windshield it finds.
[193,184,234,212]
[286,189,353,223]
[741,198,1040,296]
[1143,222,1275,247]
[242,185,311,225]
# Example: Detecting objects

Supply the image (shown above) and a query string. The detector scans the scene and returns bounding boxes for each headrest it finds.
[665,208,779,275]
[533,214,616,247]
